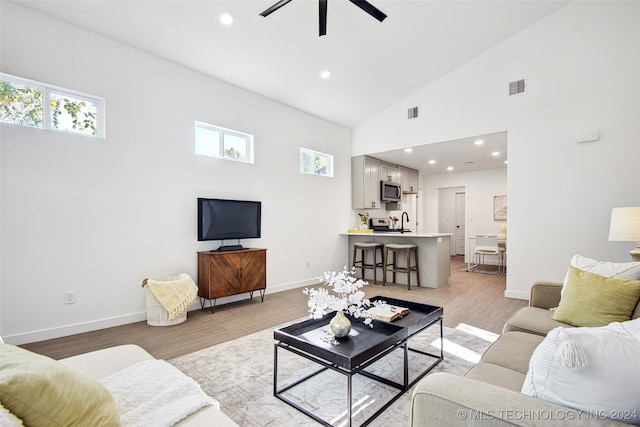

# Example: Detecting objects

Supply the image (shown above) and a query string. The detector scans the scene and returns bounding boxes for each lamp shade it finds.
[608,207,640,241]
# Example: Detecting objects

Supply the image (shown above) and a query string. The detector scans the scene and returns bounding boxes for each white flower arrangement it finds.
[303,267,383,327]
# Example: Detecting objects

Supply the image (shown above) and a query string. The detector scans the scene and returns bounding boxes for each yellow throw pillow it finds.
[0,344,121,427]
[553,266,640,327]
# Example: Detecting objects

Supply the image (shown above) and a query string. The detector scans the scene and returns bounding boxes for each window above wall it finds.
[0,73,105,138]
[300,148,334,177]
[195,121,254,164]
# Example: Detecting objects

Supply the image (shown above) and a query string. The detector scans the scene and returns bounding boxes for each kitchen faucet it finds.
[401,211,409,234]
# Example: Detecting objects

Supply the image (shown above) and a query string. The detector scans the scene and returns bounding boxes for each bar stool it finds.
[383,244,420,289]
[352,242,384,283]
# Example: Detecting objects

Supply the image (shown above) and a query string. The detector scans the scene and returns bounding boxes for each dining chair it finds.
[474,234,506,274]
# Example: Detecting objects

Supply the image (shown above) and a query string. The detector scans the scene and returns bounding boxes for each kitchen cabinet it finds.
[352,156,381,209]
[402,167,419,193]
[379,162,402,184]
[197,248,266,312]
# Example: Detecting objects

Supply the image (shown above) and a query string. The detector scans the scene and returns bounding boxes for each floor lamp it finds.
[608,207,640,262]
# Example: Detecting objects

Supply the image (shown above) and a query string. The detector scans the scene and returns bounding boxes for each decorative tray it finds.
[274,312,407,369]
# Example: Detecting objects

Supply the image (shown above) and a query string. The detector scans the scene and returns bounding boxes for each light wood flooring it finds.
[21,256,527,360]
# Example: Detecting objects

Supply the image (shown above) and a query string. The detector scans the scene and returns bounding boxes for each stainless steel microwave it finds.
[380,181,401,202]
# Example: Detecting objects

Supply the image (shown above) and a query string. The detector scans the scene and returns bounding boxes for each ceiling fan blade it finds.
[260,0,294,17]
[319,0,327,36]
[348,0,387,22]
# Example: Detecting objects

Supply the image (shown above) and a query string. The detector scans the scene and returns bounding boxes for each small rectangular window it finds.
[1,73,105,138]
[0,79,43,128]
[195,121,254,164]
[49,91,99,136]
[300,148,334,178]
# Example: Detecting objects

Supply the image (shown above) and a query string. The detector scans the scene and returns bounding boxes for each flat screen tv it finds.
[197,198,262,251]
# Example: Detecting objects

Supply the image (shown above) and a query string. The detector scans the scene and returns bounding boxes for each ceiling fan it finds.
[260,0,387,36]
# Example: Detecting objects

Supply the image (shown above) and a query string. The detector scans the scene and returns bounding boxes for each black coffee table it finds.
[273,296,443,426]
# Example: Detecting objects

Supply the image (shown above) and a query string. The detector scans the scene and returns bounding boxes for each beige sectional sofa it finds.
[411,280,640,427]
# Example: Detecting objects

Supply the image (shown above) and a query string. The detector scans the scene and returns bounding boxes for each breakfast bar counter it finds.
[341,232,451,288]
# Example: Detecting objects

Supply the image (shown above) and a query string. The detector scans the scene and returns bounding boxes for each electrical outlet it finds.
[64,290,76,304]
[306,261,310,269]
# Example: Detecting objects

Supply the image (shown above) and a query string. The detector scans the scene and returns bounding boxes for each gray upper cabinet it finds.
[352,156,381,210]
[379,162,402,184]
[402,167,419,193]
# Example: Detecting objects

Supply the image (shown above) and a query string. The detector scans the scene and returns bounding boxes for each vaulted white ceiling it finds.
[16,0,568,129]
[14,0,570,173]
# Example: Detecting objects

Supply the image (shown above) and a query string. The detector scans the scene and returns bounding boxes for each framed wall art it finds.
[494,195,507,221]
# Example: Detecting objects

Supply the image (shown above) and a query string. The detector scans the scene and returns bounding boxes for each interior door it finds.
[455,192,466,255]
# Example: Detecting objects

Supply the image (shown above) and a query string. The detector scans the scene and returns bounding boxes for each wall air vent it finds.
[408,106,419,119]
[509,79,526,96]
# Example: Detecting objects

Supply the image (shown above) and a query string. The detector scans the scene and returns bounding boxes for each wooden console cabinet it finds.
[197,248,267,313]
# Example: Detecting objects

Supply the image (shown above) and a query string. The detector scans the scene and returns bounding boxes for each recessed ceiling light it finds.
[428,160,436,165]
[447,166,454,171]
[474,139,485,145]
[492,151,500,156]
[319,69,332,79]
[404,148,413,153]
[219,11,234,25]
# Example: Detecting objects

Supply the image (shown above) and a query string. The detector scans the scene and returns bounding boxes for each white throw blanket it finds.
[145,273,198,320]
[100,359,217,427]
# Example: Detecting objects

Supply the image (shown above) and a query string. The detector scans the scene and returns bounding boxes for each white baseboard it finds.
[4,279,318,346]
[504,289,529,300]
[4,313,147,346]
[266,278,318,293]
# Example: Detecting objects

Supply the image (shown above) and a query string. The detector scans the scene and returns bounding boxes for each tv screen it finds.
[197,198,262,241]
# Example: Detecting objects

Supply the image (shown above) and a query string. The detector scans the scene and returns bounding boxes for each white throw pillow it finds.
[561,254,640,295]
[522,318,640,425]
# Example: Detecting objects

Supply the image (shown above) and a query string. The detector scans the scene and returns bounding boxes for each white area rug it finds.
[169,321,496,427]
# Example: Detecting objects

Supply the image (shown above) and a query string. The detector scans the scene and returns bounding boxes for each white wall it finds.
[353,1,640,299]
[423,169,507,258]
[0,3,351,344]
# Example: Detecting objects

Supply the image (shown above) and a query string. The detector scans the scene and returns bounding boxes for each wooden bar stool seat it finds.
[383,244,420,289]
[352,242,384,283]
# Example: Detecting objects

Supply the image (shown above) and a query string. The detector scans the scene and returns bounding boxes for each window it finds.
[300,148,334,177]
[195,121,254,164]
[0,73,105,138]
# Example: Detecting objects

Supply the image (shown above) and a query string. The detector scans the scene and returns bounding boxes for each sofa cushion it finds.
[502,306,573,336]
[0,344,121,427]
[522,318,640,425]
[480,331,544,374]
[465,362,526,392]
[553,266,640,327]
